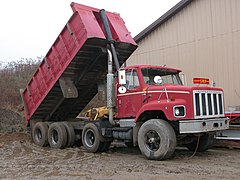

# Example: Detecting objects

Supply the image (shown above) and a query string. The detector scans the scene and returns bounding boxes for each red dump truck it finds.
[21,3,229,160]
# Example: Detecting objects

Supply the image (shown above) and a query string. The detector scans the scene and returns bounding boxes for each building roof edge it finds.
[134,0,193,43]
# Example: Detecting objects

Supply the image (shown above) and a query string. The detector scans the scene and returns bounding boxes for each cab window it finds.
[126,69,139,89]
[141,68,183,85]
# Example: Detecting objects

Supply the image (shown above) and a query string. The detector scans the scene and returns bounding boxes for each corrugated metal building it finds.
[127,0,240,110]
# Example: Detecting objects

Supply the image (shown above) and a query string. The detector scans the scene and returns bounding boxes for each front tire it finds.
[138,119,176,160]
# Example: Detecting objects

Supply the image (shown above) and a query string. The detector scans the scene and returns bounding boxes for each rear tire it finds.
[62,122,75,147]
[48,122,67,149]
[138,119,176,160]
[185,133,215,152]
[32,122,49,147]
[82,123,101,153]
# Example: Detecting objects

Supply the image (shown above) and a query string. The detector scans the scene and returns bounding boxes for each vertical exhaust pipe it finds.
[107,49,115,125]
[100,9,120,126]
[99,9,120,70]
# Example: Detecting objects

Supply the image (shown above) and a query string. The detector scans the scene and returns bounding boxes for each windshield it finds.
[141,68,183,85]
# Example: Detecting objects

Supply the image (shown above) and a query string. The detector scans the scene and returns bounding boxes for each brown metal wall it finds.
[127,0,240,109]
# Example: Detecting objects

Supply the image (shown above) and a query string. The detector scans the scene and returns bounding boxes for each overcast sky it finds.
[0,0,180,62]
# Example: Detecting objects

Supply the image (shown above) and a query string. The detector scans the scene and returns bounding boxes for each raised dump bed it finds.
[21,3,137,124]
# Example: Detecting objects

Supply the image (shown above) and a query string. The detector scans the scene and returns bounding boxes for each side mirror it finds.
[179,73,186,85]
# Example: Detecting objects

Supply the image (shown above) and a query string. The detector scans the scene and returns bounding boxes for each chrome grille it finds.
[193,90,224,118]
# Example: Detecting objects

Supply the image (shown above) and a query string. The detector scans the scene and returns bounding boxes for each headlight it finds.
[175,108,180,116]
[174,106,185,117]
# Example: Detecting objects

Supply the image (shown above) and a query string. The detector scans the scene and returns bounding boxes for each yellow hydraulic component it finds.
[85,106,110,120]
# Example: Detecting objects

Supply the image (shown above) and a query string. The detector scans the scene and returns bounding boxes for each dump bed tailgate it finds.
[21,3,137,124]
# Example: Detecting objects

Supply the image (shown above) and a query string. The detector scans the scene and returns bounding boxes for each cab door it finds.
[116,68,142,118]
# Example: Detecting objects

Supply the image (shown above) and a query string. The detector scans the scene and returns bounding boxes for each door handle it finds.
[143,94,152,103]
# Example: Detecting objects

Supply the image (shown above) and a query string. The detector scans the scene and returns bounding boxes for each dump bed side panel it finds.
[21,3,137,124]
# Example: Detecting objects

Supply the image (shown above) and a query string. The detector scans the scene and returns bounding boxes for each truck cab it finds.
[116,65,183,119]
[115,64,229,159]
[116,65,228,130]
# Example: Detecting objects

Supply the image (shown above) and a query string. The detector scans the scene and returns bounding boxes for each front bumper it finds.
[179,117,229,134]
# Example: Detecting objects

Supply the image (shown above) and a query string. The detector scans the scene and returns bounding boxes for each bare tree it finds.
[0,57,41,110]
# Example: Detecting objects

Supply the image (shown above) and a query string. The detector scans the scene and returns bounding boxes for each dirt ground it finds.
[0,132,240,180]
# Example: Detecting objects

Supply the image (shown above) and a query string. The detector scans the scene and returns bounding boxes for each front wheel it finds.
[138,119,176,160]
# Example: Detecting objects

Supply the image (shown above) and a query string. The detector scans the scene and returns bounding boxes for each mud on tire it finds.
[32,122,49,147]
[138,119,176,160]
[48,122,67,149]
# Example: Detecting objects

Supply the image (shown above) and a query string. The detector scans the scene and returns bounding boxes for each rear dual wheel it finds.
[32,121,75,149]
[32,122,49,147]
[48,122,75,149]
[62,122,75,147]
[48,122,67,149]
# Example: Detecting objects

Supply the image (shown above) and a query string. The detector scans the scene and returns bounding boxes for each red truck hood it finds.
[144,85,224,120]
[146,84,223,93]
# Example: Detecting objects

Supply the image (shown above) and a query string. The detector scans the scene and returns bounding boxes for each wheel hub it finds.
[85,129,95,147]
[35,129,42,142]
[51,130,59,145]
[148,137,155,143]
[145,130,161,152]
